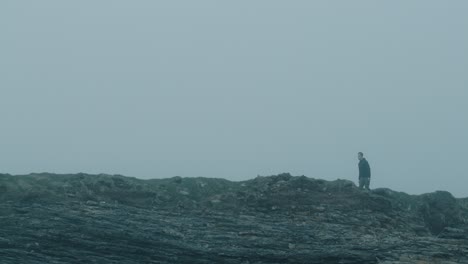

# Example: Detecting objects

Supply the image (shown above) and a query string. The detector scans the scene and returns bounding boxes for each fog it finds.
[1,1,467,197]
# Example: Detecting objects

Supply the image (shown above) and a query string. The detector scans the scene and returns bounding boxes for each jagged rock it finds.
[0,173,467,263]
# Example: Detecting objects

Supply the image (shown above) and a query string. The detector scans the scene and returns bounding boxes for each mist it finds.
[1,1,467,197]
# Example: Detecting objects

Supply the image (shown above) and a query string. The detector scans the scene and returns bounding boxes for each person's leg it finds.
[359,178,364,189]
[365,178,370,190]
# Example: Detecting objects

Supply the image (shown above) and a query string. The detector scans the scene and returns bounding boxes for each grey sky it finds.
[1,1,467,197]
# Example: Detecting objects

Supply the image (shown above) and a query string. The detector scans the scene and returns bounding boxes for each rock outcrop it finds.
[0,173,467,263]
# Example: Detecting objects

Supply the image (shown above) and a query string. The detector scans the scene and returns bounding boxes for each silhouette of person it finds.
[358,152,371,190]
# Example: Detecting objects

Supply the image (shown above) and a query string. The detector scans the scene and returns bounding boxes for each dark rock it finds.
[419,191,463,235]
[0,173,467,263]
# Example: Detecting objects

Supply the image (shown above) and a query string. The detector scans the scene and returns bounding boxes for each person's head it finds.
[358,152,364,160]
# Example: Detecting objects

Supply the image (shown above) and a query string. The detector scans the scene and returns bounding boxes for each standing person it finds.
[358,152,371,190]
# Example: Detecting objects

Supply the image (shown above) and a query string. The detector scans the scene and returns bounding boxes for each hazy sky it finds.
[1,1,467,197]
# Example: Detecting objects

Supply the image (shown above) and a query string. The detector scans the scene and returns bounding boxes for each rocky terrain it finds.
[0,172,467,264]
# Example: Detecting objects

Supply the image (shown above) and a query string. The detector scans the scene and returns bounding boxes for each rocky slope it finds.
[0,173,467,264]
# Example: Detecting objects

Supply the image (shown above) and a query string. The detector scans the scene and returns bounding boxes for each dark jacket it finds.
[358,158,371,178]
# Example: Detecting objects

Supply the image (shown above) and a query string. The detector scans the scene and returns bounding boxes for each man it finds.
[358,152,371,190]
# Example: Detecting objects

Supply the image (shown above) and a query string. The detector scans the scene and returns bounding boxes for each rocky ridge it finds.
[0,173,467,263]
